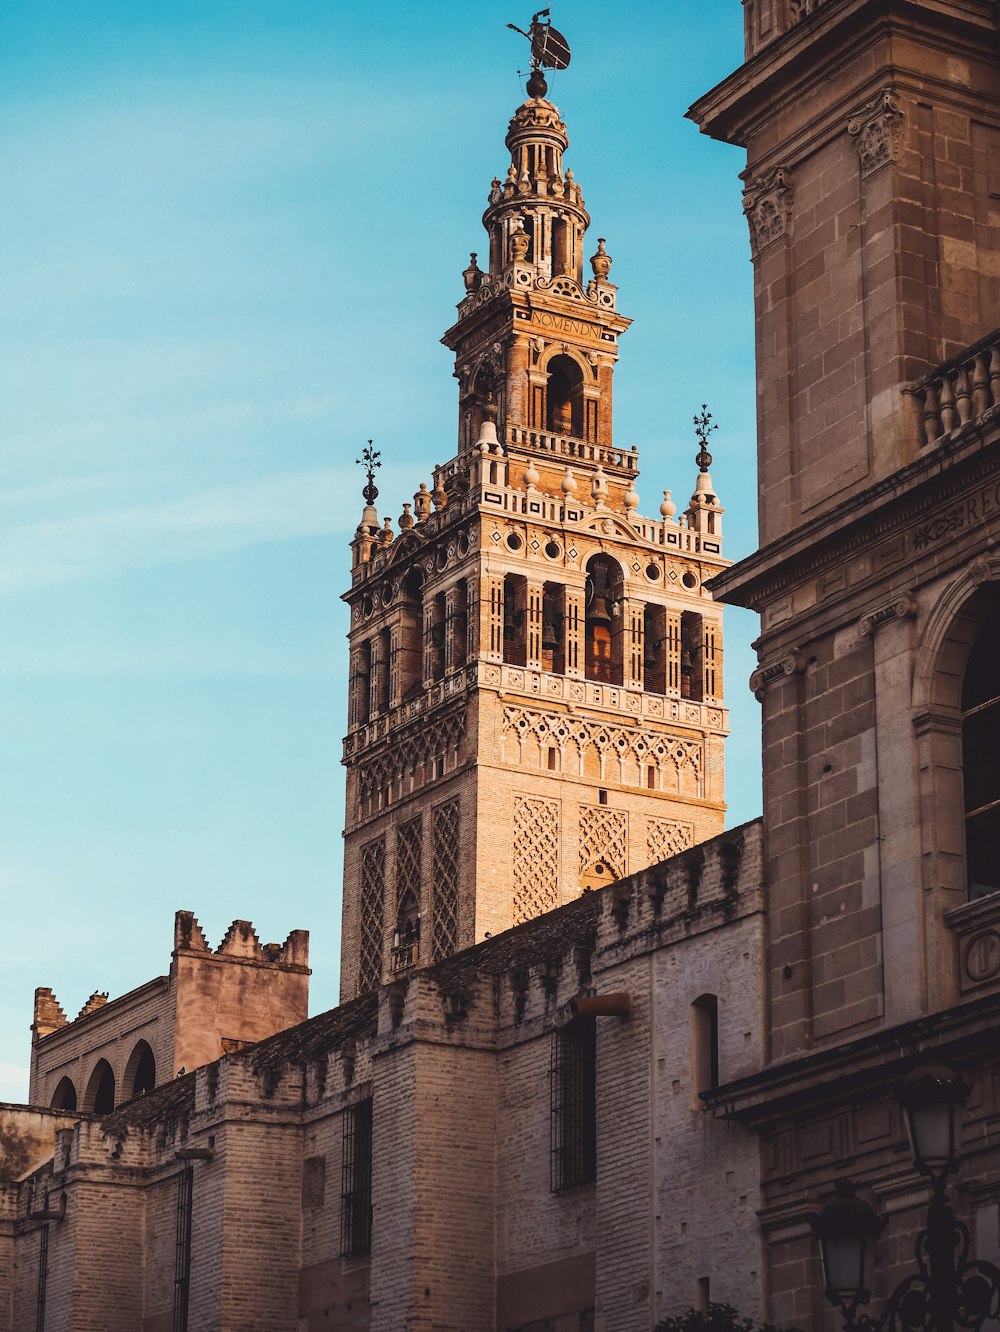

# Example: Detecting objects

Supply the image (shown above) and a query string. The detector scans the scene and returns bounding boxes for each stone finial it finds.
[522,458,540,491]
[561,466,578,496]
[589,237,612,282]
[462,252,483,294]
[591,465,609,508]
[623,480,640,513]
[398,502,414,531]
[660,489,677,519]
[431,472,448,511]
[414,483,432,522]
[509,218,530,263]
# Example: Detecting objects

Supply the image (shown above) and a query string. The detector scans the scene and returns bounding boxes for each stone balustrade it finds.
[504,425,638,474]
[342,662,727,761]
[911,328,1000,449]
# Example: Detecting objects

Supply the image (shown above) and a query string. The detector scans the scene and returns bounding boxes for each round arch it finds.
[543,352,586,437]
[912,553,1000,712]
[51,1076,77,1111]
[83,1058,116,1115]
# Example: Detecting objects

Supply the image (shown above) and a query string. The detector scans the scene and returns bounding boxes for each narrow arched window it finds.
[963,606,1000,898]
[84,1059,116,1115]
[51,1076,77,1111]
[125,1039,156,1098]
[691,994,719,1106]
[503,574,527,666]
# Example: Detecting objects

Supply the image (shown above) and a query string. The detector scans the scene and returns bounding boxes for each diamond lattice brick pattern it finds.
[358,836,385,993]
[432,799,461,961]
[646,817,694,864]
[512,795,560,925]
[396,817,422,905]
[579,806,628,879]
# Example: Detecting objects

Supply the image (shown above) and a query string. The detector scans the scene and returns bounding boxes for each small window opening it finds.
[503,574,527,666]
[129,1041,156,1098]
[644,605,667,695]
[85,1059,116,1115]
[691,994,720,1106]
[392,889,421,973]
[398,570,424,702]
[646,765,657,790]
[550,1017,597,1191]
[599,788,608,805]
[547,747,558,771]
[541,582,566,674]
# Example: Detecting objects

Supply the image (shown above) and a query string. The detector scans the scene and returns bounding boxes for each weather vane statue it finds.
[356,441,381,505]
[507,8,571,97]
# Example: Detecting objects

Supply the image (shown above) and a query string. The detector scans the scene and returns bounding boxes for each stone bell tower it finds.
[340,67,731,1001]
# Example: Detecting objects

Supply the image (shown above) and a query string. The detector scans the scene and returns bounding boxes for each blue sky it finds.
[0,0,759,1100]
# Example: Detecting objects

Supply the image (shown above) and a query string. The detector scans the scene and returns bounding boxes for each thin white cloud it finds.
[0,1063,30,1105]
[0,466,362,595]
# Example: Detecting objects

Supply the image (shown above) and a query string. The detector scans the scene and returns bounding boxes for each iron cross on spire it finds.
[694,405,717,474]
[356,441,381,504]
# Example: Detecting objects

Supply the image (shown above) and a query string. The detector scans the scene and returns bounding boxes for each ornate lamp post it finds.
[811,1066,1000,1332]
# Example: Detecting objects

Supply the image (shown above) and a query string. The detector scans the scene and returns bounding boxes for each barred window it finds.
[550,1017,596,1192]
[173,1167,193,1332]
[341,1097,373,1257]
[36,1225,48,1332]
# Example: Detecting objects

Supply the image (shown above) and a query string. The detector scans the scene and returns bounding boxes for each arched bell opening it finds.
[51,1076,77,1111]
[428,591,447,682]
[503,574,528,667]
[545,354,584,437]
[351,638,372,727]
[541,583,566,675]
[643,605,668,695]
[83,1058,116,1115]
[680,611,705,702]
[468,369,499,450]
[398,569,425,702]
[552,216,573,277]
[584,555,623,686]
[451,579,469,668]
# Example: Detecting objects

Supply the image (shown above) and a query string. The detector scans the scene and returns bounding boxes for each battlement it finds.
[31,988,68,1041]
[173,910,309,971]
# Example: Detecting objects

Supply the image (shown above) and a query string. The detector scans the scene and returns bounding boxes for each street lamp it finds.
[811,1066,1000,1332]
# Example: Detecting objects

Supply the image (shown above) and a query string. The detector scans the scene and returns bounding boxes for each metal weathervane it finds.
[507,8,572,77]
[357,441,381,505]
[694,405,718,474]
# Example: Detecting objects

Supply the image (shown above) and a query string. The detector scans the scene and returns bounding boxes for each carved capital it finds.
[741,167,793,256]
[858,593,917,637]
[848,89,905,177]
[749,649,805,700]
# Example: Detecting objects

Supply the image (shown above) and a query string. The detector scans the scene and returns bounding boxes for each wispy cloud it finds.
[0,1063,29,1105]
[0,466,362,595]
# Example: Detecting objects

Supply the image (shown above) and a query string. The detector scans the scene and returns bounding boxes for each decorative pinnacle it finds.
[693,405,717,474]
[356,440,381,504]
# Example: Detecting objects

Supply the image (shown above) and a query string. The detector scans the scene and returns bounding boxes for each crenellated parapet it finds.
[173,910,309,970]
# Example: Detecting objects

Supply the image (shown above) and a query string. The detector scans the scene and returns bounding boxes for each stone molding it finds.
[749,649,805,700]
[741,167,793,256]
[858,593,917,637]
[848,89,905,177]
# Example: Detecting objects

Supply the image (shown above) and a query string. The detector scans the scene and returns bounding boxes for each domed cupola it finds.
[482,70,590,284]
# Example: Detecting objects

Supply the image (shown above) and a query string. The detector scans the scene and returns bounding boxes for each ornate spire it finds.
[693,405,717,474]
[357,440,381,505]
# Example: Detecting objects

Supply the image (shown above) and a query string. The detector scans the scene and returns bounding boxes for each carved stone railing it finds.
[909,329,1000,449]
[504,425,638,475]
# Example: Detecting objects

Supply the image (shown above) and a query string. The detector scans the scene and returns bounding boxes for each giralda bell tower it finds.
[340,45,730,1000]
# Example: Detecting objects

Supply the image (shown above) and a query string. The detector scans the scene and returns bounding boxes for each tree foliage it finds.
[655,1302,802,1332]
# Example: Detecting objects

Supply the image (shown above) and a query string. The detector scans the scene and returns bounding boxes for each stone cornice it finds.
[708,418,1000,614]
[702,988,1000,1127]
[686,0,997,149]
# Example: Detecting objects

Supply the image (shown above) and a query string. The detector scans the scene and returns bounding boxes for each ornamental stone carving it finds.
[742,167,793,256]
[749,649,805,700]
[858,593,917,637]
[848,89,905,177]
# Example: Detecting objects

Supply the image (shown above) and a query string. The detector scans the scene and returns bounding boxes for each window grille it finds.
[550,1017,597,1192]
[35,1225,48,1332]
[341,1097,373,1257]
[431,799,460,961]
[173,1167,193,1332]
